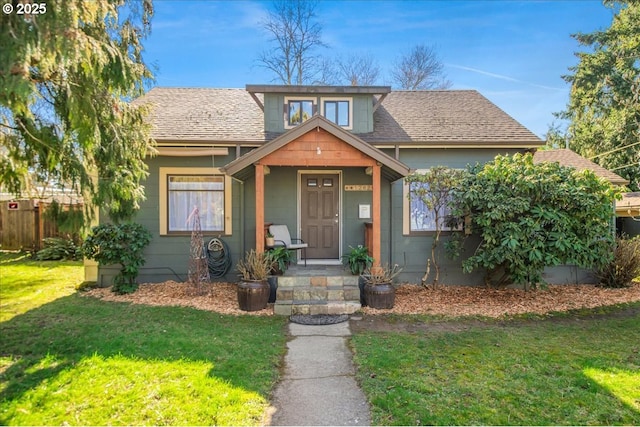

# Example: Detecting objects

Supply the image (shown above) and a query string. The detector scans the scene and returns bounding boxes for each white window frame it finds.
[403,168,462,235]
[159,167,232,236]
[284,96,316,129]
[320,97,353,130]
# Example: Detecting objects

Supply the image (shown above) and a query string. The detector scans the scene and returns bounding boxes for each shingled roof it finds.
[361,90,542,145]
[533,148,629,186]
[134,87,543,146]
[133,88,267,143]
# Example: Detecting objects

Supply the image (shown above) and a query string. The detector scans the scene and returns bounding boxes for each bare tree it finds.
[391,44,451,90]
[337,53,380,86]
[257,0,325,85]
[312,56,339,85]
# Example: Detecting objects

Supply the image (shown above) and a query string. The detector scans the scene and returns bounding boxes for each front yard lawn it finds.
[351,309,640,425]
[0,253,287,426]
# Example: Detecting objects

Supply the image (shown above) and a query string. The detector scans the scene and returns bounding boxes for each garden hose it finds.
[206,238,232,279]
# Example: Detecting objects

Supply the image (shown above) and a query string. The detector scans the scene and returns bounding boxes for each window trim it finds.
[159,167,232,236]
[320,97,353,130]
[284,96,316,129]
[402,168,461,236]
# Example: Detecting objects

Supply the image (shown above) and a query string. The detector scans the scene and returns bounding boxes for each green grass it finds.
[0,254,288,425]
[0,252,84,322]
[351,309,640,425]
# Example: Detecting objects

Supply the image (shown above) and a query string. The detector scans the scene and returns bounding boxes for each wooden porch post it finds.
[372,163,381,265]
[255,163,265,253]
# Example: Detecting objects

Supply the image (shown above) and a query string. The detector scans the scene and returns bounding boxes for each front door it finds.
[301,173,340,259]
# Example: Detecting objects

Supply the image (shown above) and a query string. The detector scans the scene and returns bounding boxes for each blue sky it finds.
[144,1,616,138]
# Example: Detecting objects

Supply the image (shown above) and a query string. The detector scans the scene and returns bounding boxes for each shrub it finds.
[82,223,152,294]
[453,153,619,289]
[36,237,81,261]
[595,237,640,288]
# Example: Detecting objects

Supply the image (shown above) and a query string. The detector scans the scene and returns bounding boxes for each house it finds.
[616,192,640,237]
[89,85,548,287]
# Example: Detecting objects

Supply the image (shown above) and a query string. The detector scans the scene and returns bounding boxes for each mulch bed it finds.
[83,280,640,318]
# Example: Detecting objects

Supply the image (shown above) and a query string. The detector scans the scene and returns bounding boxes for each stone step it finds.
[274,301,361,316]
[273,274,362,316]
[276,285,360,302]
[277,275,359,288]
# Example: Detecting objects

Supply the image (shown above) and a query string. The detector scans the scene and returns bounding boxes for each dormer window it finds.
[286,97,315,128]
[324,100,349,127]
[321,97,352,129]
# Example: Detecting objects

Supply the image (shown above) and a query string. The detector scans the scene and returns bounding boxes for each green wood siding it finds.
[98,147,531,286]
[383,147,528,285]
[263,93,374,134]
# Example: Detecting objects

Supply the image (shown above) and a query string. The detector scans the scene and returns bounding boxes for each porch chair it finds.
[269,224,308,267]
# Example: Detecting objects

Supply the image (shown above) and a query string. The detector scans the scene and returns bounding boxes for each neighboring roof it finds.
[222,115,410,181]
[360,90,542,146]
[135,86,543,147]
[616,192,640,217]
[533,148,629,186]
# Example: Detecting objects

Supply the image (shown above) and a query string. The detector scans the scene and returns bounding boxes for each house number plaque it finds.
[344,185,373,191]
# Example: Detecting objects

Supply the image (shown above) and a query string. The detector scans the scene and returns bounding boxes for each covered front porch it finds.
[223,115,410,266]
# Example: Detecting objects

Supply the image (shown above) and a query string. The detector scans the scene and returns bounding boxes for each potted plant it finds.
[361,264,403,309]
[265,231,275,247]
[236,249,272,311]
[268,246,293,275]
[342,245,374,275]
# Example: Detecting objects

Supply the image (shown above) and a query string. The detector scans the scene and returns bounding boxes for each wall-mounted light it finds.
[316,146,321,155]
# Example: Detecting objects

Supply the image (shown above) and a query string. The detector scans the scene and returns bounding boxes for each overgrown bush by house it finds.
[82,223,152,294]
[452,152,619,289]
[595,237,640,288]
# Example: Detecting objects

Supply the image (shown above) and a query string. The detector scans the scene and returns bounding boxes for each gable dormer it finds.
[246,85,390,134]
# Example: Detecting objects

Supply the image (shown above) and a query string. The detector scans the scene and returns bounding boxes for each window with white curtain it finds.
[167,175,225,232]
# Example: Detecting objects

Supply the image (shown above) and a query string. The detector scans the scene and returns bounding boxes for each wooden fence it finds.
[0,200,82,251]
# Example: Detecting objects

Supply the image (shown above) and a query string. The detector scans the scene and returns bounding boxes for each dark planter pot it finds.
[358,275,367,307]
[267,276,278,303]
[237,279,270,311]
[364,282,395,309]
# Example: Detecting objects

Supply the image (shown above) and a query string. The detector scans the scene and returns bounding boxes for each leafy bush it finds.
[36,237,81,261]
[82,223,152,294]
[342,245,374,275]
[453,153,619,289]
[595,237,640,288]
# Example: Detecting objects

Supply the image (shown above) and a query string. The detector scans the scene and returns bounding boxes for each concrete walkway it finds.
[268,321,371,426]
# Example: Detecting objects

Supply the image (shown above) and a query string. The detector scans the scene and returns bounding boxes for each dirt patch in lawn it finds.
[83,280,640,321]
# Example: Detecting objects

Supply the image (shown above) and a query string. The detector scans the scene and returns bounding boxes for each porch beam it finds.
[372,163,381,265]
[255,163,265,253]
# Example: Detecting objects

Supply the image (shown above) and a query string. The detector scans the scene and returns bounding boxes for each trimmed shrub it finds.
[82,223,152,294]
[595,237,640,288]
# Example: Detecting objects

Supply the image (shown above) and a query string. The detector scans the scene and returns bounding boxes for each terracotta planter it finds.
[364,282,395,309]
[237,280,270,311]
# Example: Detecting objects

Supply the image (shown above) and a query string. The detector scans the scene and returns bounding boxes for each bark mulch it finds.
[83,280,640,318]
